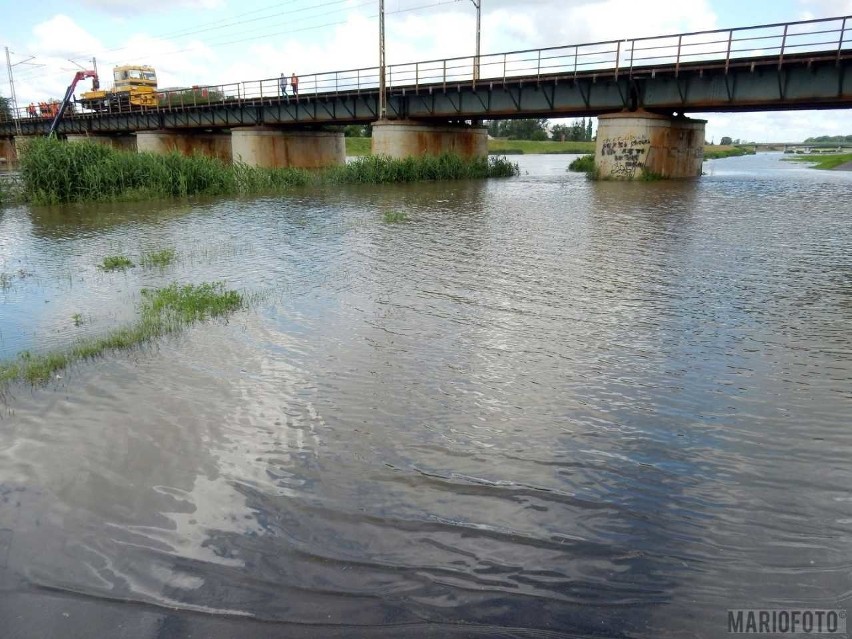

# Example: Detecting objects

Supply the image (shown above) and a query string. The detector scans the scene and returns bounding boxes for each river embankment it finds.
[784,152,852,170]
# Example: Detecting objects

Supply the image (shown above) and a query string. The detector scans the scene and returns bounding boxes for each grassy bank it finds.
[18,138,518,205]
[345,138,596,156]
[703,145,755,160]
[0,282,243,386]
[784,153,852,170]
[345,137,372,156]
[487,140,595,155]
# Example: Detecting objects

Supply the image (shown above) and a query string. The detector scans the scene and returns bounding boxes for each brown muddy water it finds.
[0,153,850,638]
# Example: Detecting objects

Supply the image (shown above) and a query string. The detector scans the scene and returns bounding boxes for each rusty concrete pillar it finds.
[371,120,488,159]
[0,136,17,168]
[231,127,345,168]
[137,130,231,163]
[595,112,706,179]
[67,133,137,153]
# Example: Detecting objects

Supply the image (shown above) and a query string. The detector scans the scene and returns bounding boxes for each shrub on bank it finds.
[568,154,595,173]
[18,138,519,205]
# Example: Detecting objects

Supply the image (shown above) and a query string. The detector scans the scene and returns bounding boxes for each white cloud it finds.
[80,0,225,15]
[30,15,103,58]
[797,0,852,19]
[699,110,852,143]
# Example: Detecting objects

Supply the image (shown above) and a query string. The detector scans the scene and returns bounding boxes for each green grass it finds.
[487,139,596,155]
[703,145,755,160]
[784,153,852,170]
[0,282,244,386]
[344,138,596,157]
[141,248,176,268]
[18,138,519,205]
[345,137,372,156]
[568,154,595,173]
[101,255,134,271]
[383,210,408,223]
[324,154,518,184]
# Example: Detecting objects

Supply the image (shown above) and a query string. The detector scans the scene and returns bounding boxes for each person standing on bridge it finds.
[279,73,289,102]
[290,72,299,99]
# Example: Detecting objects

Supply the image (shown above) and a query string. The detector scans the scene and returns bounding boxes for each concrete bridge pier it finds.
[231,127,345,168]
[67,133,137,152]
[137,130,231,163]
[371,120,488,159]
[0,137,16,168]
[595,112,706,180]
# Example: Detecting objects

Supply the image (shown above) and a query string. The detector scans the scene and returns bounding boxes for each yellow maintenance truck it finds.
[78,65,158,111]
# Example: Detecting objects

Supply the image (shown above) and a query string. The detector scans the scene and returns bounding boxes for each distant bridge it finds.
[1,14,850,138]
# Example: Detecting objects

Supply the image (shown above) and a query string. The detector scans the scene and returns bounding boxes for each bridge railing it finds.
[1,15,848,125]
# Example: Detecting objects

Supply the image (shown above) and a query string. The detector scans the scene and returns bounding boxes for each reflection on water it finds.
[0,153,850,637]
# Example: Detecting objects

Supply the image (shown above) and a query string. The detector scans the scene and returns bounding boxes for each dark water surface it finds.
[0,153,850,638]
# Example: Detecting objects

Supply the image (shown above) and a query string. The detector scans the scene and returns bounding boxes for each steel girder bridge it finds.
[1,15,850,138]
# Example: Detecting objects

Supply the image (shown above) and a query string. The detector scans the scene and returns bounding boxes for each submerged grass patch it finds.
[383,210,408,223]
[0,282,244,386]
[141,248,176,268]
[101,255,134,271]
[18,138,519,205]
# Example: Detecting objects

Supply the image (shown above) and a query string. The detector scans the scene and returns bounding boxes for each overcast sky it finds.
[2,0,851,142]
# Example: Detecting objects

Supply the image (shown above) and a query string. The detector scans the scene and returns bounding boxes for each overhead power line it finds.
[12,0,473,90]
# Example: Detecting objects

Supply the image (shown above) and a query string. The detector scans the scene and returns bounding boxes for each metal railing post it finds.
[503,53,507,83]
[537,49,542,79]
[725,30,733,74]
[629,40,635,77]
[675,34,682,77]
[615,40,621,80]
[778,24,788,69]
[838,17,847,66]
[573,45,578,80]
[415,62,419,91]
[443,59,447,91]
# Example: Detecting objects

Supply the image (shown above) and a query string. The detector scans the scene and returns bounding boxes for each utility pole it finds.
[379,0,386,119]
[471,0,481,82]
[5,47,21,134]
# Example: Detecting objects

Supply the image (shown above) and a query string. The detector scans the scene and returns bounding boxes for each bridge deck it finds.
[2,15,850,136]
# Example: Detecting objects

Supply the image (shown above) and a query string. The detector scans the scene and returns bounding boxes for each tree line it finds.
[802,135,852,144]
[487,118,594,141]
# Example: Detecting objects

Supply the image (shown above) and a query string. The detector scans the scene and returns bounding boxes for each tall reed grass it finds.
[18,138,518,205]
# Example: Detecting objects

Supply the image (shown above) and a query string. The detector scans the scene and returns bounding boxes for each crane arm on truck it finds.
[48,70,98,137]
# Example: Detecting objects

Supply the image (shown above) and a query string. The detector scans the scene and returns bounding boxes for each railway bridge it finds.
[1,15,850,179]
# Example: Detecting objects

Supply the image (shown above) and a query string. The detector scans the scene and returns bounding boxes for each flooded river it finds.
[0,153,850,638]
